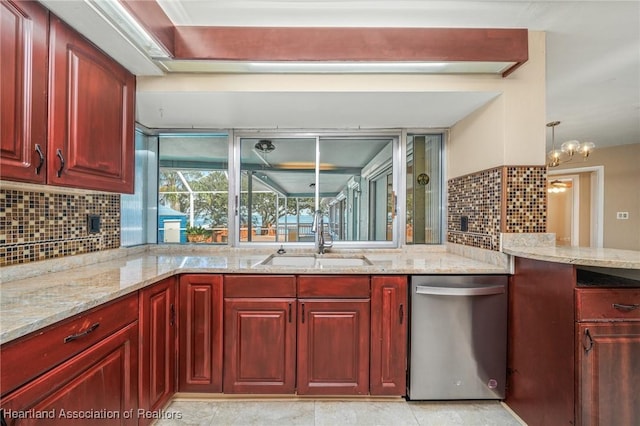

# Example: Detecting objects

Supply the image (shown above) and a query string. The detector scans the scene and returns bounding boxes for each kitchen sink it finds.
[258,254,373,268]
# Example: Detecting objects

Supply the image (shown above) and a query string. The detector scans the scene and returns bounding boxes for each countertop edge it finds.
[503,247,640,270]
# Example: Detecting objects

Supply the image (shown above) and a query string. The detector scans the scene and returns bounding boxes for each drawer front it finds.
[298,275,370,298]
[224,275,296,297]
[0,293,139,396]
[576,289,640,321]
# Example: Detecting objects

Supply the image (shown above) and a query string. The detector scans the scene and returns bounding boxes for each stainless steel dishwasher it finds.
[408,275,508,400]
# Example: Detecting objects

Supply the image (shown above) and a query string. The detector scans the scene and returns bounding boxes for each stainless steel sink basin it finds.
[258,254,373,268]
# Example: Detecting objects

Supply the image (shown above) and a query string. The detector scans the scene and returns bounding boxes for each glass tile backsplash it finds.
[0,188,120,266]
[447,166,547,251]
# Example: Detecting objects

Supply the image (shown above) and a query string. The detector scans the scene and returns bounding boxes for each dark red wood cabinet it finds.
[138,277,176,425]
[370,276,408,396]
[297,275,371,395]
[178,274,223,393]
[0,0,135,193]
[297,298,370,395]
[507,258,640,426]
[224,298,297,393]
[0,0,49,184]
[48,16,135,193]
[576,288,640,426]
[223,275,297,394]
[0,294,139,426]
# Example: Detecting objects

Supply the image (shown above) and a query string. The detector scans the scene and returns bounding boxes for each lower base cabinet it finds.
[1,323,138,426]
[577,322,640,426]
[138,278,176,426]
[178,274,223,393]
[223,298,297,393]
[370,276,408,396]
[297,299,370,395]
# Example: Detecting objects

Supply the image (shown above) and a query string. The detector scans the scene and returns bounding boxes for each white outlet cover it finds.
[616,212,629,220]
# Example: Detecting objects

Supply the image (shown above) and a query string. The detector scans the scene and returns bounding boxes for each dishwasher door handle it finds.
[416,284,505,297]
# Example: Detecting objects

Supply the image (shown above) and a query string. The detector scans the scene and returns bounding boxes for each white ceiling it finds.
[39,0,640,149]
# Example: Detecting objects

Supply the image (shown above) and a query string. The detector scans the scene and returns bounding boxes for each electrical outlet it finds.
[87,214,101,233]
[616,212,629,220]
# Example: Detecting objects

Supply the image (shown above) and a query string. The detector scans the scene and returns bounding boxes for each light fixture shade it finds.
[579,142,595,157]
[547,149,569,167]
[561,140,581,156]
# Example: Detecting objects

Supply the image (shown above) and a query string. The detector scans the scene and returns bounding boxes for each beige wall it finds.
[448,31,546,178]
[555,143,640,250]
[138,32,547,181]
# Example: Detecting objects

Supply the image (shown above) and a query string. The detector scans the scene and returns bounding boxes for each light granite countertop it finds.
[502,246,640,270]
[0,245,509,345]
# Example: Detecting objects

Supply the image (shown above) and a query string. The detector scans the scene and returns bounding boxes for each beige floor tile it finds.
[315,400,420,426]
[408,401,522,426]
[153,400,217,426]
[209,401,315,426]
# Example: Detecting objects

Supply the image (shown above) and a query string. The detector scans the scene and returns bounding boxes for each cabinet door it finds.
[178,274,223,392]
[138,278,176,424]
[297,299,370,395]
[577,322,640,426]
[0,0,48,183]
[47,17,135,193]
[0,322,138,426]
[370,276,407,396]
[223,298,296,394]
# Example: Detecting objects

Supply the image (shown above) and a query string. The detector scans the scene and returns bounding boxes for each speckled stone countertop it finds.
[0,245,509,345]
[502,246,640,269]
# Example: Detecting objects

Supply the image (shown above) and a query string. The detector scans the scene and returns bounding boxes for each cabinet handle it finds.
[612,303,639,312]
[64,322,100,343]
[399,303,404,325]
[301,303,305,324]
[1,408,8,426]
[583,328,594,354]
[288,303,292,323]
[170,303,175,327]
[35,144,45,175]
[56,149,65,177]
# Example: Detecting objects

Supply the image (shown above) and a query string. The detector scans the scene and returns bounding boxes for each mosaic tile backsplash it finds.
[0,188,120,267]
[447,166,547,251]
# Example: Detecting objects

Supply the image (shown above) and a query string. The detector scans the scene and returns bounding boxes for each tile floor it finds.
[153,399,526,426]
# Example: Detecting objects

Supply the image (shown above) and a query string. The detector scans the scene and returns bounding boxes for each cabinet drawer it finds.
[298,275,370,298]
[224,275,296,297]
[576,289,640,321]
[0,293,138,396]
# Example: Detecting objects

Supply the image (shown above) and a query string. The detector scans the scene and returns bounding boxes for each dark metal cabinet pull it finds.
[288,303,292,323]
[56,149,65,177]
[301,303,305,324]
[35,144,45,175]
[612,303,639,312]
[399,304,404,324]
[64,322,100,343]
[1,408,8,426]
[170,304,175,327]
[583,328,594,353]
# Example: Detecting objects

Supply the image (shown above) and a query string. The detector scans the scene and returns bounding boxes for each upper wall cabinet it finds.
[48,17,135,194]
[0,1,135,194]
[0,0,49,184]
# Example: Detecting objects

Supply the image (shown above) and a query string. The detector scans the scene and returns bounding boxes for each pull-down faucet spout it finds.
[312,209,333,254]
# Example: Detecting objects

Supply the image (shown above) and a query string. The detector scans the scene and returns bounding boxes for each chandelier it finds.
[546,121,595,168]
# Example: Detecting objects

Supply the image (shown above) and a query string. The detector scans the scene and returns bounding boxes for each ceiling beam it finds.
[121,0,175,56]
[126,2,528,78]
[172,26,528,76]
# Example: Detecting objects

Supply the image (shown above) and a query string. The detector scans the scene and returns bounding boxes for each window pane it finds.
[406,134,443,244]
[158,134,229,244]
[320,137,394,242]
[239,137,316,242]
[121,130,151,246]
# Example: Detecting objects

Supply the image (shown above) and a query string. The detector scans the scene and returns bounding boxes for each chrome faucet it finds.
[311,209,333,254]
